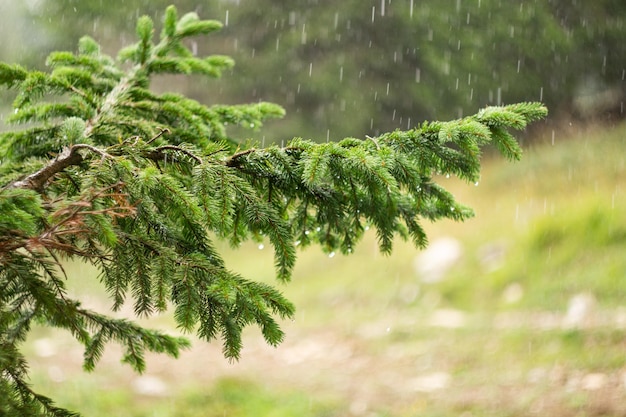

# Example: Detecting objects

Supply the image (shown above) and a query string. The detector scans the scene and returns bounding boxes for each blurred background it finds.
[1,1,626,416]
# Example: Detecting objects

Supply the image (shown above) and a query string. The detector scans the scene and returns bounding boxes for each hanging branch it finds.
[9,145,113,193]
[0,5,547,417]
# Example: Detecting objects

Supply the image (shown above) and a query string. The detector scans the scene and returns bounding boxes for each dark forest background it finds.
[1,0,624,142]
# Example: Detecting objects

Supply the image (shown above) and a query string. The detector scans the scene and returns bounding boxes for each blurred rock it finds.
[428,309,467,328]
[581,373,607,391]
[408,372,451,392]
[614,307,626,328]
[563,293,596,328]
[33,338,57,358]
[502,283,524,304]
[132,375,168,397]
[413,237,463,283]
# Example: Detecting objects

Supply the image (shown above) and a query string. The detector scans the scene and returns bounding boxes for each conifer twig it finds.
[365,135,380,150]
[149,145,203,164]
[10,144,112,193]
[225,148,256,166]
[145,127,171,144]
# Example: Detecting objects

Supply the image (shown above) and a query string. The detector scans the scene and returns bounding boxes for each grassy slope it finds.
[25,121,626,416]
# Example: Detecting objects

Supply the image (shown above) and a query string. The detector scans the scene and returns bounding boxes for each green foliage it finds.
[185,377,340,417]
[23,374,341,417]
[0,5,546,416]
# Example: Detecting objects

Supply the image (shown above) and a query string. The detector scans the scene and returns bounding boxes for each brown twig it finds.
[206,146,230,157]
[9,144,113,193]
[224,145,307,168]
[149,145,203,164]
[224,148,256,167]
[10,147,84,193]
[145,127,171,144]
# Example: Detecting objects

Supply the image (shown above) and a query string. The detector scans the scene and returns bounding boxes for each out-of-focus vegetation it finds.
[23,121,626,416]
[3,0,624,140]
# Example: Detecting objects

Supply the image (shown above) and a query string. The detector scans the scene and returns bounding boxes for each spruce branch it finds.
[0,6,548,417]
[225,148,257,167]
[8,144,113,193]
[149,145,203,164]
[145,127,171,144]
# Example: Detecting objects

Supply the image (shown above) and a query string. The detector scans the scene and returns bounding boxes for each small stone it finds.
[33,338,57,358]
[563,293,596,328]
[132,375,169,396]
[581,373,607,391]
[502,283,523,304]
[409,372,451,392]
[428,309,467,328]
[413,237,463,283]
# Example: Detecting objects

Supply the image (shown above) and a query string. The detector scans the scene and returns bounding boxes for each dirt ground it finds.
[29,304,626,416]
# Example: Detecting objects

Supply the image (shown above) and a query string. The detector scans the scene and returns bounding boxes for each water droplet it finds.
[316,227,321,232]
[304,230,310,235]
[295,240,301,246]
[450,207,455,212]
[364,225,370,231]
[258,243,264,250]
[328,251,336,258]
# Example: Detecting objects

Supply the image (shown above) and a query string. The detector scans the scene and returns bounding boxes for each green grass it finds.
[433,198,626,311]
[26,373,341,417]
[23,121,626,416]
